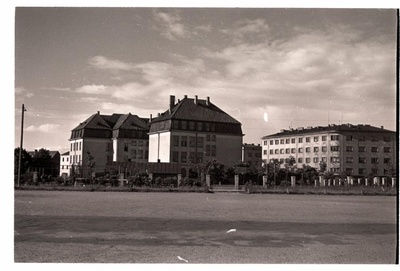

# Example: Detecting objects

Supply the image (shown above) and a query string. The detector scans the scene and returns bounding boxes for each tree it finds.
[203,159,225,185]
[14,147,32,176]
[31,148,52,175]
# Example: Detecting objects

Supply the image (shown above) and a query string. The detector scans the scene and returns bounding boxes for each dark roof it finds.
[61,151,70,156]
[72,113,149,131]
[151,96,241,124]
[262,124,396,139]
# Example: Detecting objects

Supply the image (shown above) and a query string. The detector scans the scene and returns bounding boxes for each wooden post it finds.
[234,175,239,190]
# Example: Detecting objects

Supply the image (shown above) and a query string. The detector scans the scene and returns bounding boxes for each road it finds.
[14,190,397,263]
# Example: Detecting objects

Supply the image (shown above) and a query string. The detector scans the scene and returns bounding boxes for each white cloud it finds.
[88,56,136,72]
[15,87,34,98]
[154,11,187,40]
[26,124,61,133]
[75,84,108,95]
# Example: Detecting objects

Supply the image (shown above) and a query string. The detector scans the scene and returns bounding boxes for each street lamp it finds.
[17,104,26,187]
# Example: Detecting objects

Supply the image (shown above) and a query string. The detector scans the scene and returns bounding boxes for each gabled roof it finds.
[72,113,115,131]
[152,96,241,124]
[113,113,149,130]
[262,124,396,139]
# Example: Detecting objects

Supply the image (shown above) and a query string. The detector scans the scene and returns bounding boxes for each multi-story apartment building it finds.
[261,124,397,177]
[148,95,243,176]
[242,143,262,166]
[67,112,150,176]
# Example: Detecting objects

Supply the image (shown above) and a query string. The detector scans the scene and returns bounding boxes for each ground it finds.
[14,190,397,264]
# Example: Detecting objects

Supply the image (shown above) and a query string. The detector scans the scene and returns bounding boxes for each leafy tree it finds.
[14,147,32,175]
[31,148,52,175]
[203,159,225,184]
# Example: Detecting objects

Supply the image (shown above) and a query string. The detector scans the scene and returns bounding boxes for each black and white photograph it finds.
[3,0,399,268]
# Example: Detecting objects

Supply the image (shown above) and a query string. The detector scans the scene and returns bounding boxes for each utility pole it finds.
[17,104,26,187]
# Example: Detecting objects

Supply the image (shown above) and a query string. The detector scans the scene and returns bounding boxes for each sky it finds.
[13,6,398,153]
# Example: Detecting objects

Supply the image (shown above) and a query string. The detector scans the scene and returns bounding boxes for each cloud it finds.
[15,87,34,98]
[221,19,270,43]
[26,124,61,133]
[88,56,136,72]
[154,11,187,40]
[41,87,71,92]
[75,84,108,95]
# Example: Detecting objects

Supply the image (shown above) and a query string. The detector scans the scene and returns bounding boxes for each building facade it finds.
[148,95,243,176]
[67,112,150,177]
[261,124,397,177]
[59,151,70,177]
[242,143,262,166]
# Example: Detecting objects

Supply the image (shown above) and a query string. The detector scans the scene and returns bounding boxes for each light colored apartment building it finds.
[59,151,70,178]
[148,95,243,177]
[261,124,396,177]
[67,112,149,177]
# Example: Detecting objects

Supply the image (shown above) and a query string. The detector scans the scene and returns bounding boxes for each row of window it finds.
[345,157,391,164]
[70,155,81,165]
[269,157,337,164]
[127,150,149,160]
[172,148,217,163]
[123,141,148,152]
[70,141,82,152]
[247,152,262,158]
[172,135,216,148]
[265,146,391,155]
[346,168,391,175]
[263,135,392,145]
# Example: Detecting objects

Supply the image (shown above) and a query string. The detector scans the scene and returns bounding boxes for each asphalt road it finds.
[14,190,397,264]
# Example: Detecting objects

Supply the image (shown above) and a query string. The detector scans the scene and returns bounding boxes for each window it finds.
[306,137,311,143]
[291,138,295,143]
[275,149,279,154]
[359,168,366,175]
[306,147,310,153]
[124,143,128,152]
[181,152,187,163]
[346,135,353,141]
[371,158,379,164]
[211,135,216,142]
[211,145,216,156]
[384,147,391,153]
[330,157,340,163]
[358,157,366,164]
[172,136,179,147]
[62,165,64,169]
[197,137,204,148]
[172,151,179,162]
[181,136,187,147]
[280,149,284,154]
[314,147,319,152]
[263,140,268,145]
[285,148,290,154]
[322,146,327,152]
[181,121,187,130]
[269,150,273,155]
[197,122,203,131]
[206,145,211,156]
[298,148,303,153]
[331,135,340,141]
[189,121,195,130]
[371,137,378,142]
[346,168,354,174]
[197,152,203,163]
[346,157,354,163]
[384,158,391,164]
[331,146,340,152]
[270,140,274,145]
[275,140,279,145]
[205,123,210,132]
[79,142,82,150]
[138,141,143,147]
[285,139,290,144]
[138,150,143,159]
[189,137,196,147]
[132,140,137,146]
[372,168,379,175]
[313,157,319,163]
[313,136,319,142]
[298,138,303,143]
[298,158,303,163]
[322,136,327,141]
[280,139,284,144]
[345,146,353,152]
[306,158,311,163]
[248,153,253,157]
[383,136,391,142]
[359,146,366,152]
[371,147,378,153]
[263,150,268,155]
[291,148,296,154]
[132,150,136,159]
[321,157,327,162]
[172,120,179,129]
[145,151,148,160]
[359,136,365,141]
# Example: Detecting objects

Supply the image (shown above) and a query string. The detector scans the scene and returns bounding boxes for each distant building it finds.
[148,95,243,177]
[242,143,262,166]
[261,124,397,177]
[59,151,70,177]
[69,112,150,177]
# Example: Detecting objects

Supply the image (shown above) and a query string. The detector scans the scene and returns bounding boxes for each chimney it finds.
[381,126,384,129]
[184,95,187,99]
[194,95,198,105]
[169,95,175,112]
[206,96,210,105]
[149,114,152,122]
[97,111,100,114]
[157,113,161,117]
